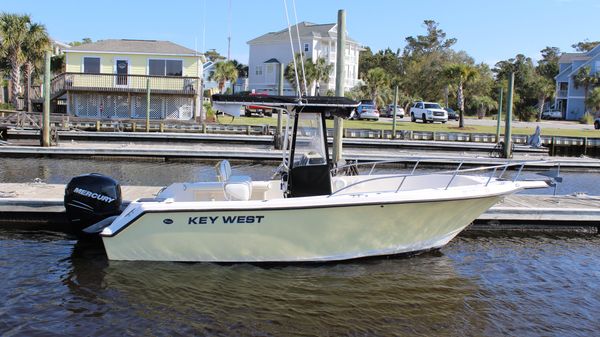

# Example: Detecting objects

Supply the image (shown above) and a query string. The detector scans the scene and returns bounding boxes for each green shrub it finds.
[203,101,216,122]
[0,103,15,110]
[579,113,594,125]
[518,106,537,122]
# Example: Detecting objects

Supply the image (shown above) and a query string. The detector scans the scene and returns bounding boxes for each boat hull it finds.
[101,195,501,262]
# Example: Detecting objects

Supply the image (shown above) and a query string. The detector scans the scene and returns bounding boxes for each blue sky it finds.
[5,0,599,66]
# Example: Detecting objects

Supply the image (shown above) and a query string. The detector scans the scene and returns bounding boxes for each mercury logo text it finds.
[73,188,115,203]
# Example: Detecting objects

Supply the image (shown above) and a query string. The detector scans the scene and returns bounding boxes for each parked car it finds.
[541,110,562,120]
[244,92,273,117]
[595,117,600,130]
[410,101,448,123]
[444,107,459,121]
[353,101,379,121]
[382,104,405,118]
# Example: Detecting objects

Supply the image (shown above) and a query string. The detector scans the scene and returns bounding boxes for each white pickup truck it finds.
[410,101,448,123]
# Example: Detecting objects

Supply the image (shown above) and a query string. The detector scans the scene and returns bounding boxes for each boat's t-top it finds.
[212,94,359,198]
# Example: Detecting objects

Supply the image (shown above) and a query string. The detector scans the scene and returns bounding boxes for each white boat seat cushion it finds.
[224,175,252,201]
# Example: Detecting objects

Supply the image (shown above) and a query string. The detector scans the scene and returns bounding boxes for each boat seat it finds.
[216,160,253,201]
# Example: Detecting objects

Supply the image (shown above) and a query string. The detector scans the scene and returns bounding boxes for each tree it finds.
[403,20,457,58]
[22,22,50,111]
[528,73,554,121]
[68,37,92,47]
[204,49,225,62]
[537,46,561,81]
[230,59,248,78]
[0,13,32,107]
[363,67,390,108]
[443,63,478,127]
[285,53,311,95]
[586,87,600,114]
[571,40,600,52]
[209,61,238,93]
[312,57,333,95]
[468,95,497,119]
[573,66,599,114]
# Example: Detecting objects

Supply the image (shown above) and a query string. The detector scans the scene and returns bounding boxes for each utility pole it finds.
[504,73,514,159]
[42,51,51,147]
[333,9,346,164]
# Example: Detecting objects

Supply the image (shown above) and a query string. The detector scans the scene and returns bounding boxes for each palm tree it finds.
[363,67,390,108]
[209,61,239,94]
[312,58,333,95]
[0,13,31,108]
[586,87,600,114]
[22,22,50,111]
[573,66,599,115]
[284,53,316,96]
[443,63,478,127]
[529,74,555,121]
[468,95,497,119]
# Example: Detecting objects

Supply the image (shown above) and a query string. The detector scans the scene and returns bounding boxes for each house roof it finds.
[264,58,280,63]
[558,53,589,64]
[65,39,199,56]
[247,21,358,45]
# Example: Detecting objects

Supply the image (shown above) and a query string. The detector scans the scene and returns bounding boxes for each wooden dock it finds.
[1,183,598,233]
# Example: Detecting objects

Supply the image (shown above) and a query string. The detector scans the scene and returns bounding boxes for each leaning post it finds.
[496,87,503,143]
[504,73,514,159]
[333,9,346,164]
[146,78,151,132]
[42,50,51,147]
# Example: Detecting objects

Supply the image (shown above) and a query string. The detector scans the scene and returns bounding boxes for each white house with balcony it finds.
[247,22,362,96]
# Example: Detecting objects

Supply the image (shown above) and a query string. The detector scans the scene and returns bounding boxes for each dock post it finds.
[274,62,284,149]
[42,51,51,147]
[95,120,100,132]
[392,85,398,139]
[160,123,164,133]
[496,87,503,142]
[504,73,514,158]
[146,78,151,132]
[333,9,346,165]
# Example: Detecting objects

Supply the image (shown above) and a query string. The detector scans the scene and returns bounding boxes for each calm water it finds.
[0,231,598,336]
[1,158,600,335]
[0,157,599,196]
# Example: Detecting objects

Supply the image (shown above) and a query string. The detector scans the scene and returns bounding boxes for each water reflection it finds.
[64,240,486,336]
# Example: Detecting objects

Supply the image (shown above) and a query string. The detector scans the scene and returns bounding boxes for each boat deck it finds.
[0,183,598,233]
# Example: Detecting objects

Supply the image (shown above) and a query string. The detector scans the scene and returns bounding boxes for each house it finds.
[247,22,362,95]
[554,44,600,120]
[50,39,203,120]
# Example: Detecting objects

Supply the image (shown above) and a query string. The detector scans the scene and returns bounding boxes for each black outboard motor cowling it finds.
[64,173,122,233]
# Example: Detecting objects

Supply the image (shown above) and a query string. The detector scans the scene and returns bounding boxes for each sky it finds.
[3,0,599,66]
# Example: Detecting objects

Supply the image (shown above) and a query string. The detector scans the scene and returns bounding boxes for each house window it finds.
[83,57,100,74]
[304,43,309,52]
[266,64,273,74]
[255,66,263,76]
[148,59,183,76]
[559,82,568,90]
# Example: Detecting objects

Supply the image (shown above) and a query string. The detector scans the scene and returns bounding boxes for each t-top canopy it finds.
[211,94,359,118]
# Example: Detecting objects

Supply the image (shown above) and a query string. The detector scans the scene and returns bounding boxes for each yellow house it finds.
[59,39,204,120]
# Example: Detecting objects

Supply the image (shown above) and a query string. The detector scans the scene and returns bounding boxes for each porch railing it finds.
[40,72,199,100]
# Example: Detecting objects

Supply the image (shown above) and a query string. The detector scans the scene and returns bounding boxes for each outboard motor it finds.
[64,173,122,233]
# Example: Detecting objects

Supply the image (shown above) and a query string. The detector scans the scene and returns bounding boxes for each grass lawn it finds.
[215,115,599,139]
